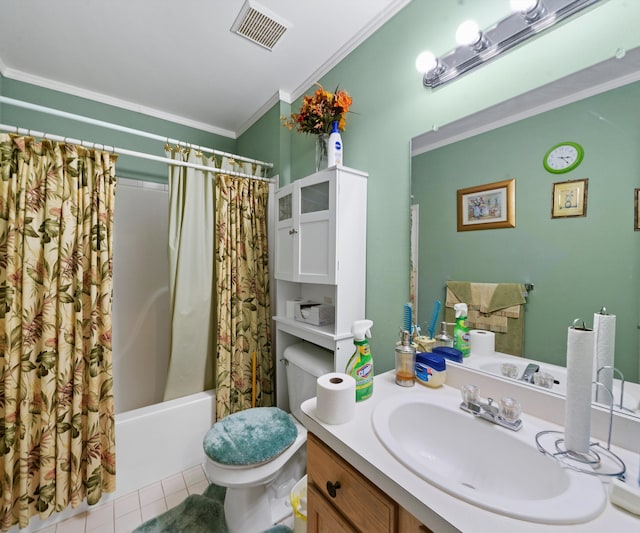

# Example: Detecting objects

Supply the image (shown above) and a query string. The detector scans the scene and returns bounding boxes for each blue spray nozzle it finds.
[331,121,340,133]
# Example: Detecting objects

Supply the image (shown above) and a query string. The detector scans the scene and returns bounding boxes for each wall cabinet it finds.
[274,166,367,409]
[306,433,431,533]
[275,171,336,284]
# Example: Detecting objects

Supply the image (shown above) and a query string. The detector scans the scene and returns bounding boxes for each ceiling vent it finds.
[231,0,289,51]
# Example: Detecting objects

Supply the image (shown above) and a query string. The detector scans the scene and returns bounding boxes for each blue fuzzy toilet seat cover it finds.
[203,407,298,466]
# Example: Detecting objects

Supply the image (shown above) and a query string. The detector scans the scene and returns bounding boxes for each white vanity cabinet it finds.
[274,166,367,409]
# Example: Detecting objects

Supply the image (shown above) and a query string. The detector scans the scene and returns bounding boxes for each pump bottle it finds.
[345,319,374,401]
[327,121,343,167]
[453,303,470,357]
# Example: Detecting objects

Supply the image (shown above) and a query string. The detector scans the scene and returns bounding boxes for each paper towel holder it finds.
[535,381,626,479]
[570,318,592,331]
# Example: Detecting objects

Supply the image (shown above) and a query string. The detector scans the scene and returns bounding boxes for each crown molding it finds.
[0,66,236,139]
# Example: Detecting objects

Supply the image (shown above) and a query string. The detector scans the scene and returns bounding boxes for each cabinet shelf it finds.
[274,316,353,344]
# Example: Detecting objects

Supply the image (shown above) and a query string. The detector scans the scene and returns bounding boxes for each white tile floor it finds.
[35,464,211,533]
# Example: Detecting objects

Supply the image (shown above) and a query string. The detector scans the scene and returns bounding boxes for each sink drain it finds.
[461,482,476,490]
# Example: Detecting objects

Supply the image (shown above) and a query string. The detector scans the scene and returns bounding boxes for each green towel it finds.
[487,283,526,313]
[445,281,527,356]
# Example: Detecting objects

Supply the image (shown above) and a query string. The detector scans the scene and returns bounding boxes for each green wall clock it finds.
[543,141,584,174]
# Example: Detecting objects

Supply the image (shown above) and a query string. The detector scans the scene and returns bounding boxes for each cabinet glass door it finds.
[279,192,293,221]
[301,181,329,214]
[275,189,295,280]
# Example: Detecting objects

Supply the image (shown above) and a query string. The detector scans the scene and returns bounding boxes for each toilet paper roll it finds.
[469,329,495,356]
[316,373,356,425]
[593,312,616,400]
[565,324,594,454]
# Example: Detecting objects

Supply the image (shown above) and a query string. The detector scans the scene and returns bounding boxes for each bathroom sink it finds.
[372,395,606,524]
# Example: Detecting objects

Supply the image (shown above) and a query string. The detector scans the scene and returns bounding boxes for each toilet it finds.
[203,341,333,533]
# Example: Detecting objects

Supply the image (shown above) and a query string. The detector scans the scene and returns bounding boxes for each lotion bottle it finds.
[327,121,343,167]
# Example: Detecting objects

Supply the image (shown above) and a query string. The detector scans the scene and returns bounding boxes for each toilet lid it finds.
[203,407,297,466]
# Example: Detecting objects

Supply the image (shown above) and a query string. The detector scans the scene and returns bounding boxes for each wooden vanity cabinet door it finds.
[307,482,358,532]
[307,433,397,532]
[398,507,433,533]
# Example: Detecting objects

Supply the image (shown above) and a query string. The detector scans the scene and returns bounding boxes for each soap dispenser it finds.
[395,329,416,387]
[434,321,453,348]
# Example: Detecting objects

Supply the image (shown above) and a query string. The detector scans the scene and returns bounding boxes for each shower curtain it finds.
[0,134,117,529]
[164,148,216,401]
[164,150,274,418]
[215,173,274,419]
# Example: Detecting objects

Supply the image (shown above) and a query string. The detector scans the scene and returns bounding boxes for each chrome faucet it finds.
[520,363,540,383]
[460,386,523,431]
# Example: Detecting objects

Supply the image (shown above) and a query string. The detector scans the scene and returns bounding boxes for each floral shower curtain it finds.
[0,134,117,529]
[215,173,274,419]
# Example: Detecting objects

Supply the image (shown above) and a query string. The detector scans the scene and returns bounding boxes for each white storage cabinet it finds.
[274,166,367,410]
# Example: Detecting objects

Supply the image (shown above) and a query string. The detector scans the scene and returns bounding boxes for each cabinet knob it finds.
[326,480,341,498]
[288,228,298,235]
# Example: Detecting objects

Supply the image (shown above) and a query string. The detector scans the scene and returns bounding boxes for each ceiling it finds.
[0,0,410,138]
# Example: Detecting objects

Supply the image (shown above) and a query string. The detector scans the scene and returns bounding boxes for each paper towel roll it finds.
[316,373,356,425]
[565,324,594,454]
[469,329,495,356]
[593,312,616,401]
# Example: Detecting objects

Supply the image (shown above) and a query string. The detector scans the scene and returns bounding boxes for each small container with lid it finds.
[415,353,446,388]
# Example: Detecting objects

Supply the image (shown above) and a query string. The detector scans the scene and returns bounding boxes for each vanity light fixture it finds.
[417,0,603,88]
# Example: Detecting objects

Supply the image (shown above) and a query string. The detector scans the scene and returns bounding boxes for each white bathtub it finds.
[113,388,216,496]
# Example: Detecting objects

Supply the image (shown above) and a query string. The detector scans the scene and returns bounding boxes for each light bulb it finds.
[510,0,538,12]
[415,51,437,74]
[455,20,481,47]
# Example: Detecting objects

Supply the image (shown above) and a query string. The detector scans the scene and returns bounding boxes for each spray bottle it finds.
[453,303,470,357]
[345,319,374,401]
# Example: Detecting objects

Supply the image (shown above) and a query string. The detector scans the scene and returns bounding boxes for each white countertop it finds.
[300,371,640,532]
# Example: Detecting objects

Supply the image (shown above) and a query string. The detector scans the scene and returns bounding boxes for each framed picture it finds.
[457,178,515,232]
[551,178,588,218]
[635,188,640,231]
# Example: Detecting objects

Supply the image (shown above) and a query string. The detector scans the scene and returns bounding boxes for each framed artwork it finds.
[457,178,515,232]
[635,188,640,231]
[551,178,588,219]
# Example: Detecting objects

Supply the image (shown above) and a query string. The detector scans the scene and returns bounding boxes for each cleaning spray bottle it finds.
[345,319,374,401]
[453,303,470,358]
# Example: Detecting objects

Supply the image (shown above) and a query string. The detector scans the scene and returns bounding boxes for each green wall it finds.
[243,0,640,372]
[412,82,640,381]
[3,0,640,375]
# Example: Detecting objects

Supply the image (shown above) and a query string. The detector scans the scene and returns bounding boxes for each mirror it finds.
[411,48,640,416]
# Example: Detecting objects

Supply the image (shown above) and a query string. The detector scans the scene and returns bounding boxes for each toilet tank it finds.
[284,341,333,421]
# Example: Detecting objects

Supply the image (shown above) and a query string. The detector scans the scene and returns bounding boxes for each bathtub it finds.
[113,388,216,496]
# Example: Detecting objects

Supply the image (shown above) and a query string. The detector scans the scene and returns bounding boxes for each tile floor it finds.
[35,464,211,533]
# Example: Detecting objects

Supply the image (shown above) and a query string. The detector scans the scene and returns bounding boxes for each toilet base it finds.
[219,445,306,533]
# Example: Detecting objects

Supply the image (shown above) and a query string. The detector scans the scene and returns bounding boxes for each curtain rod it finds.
[0,95,273,169]
[0,124,274,182]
